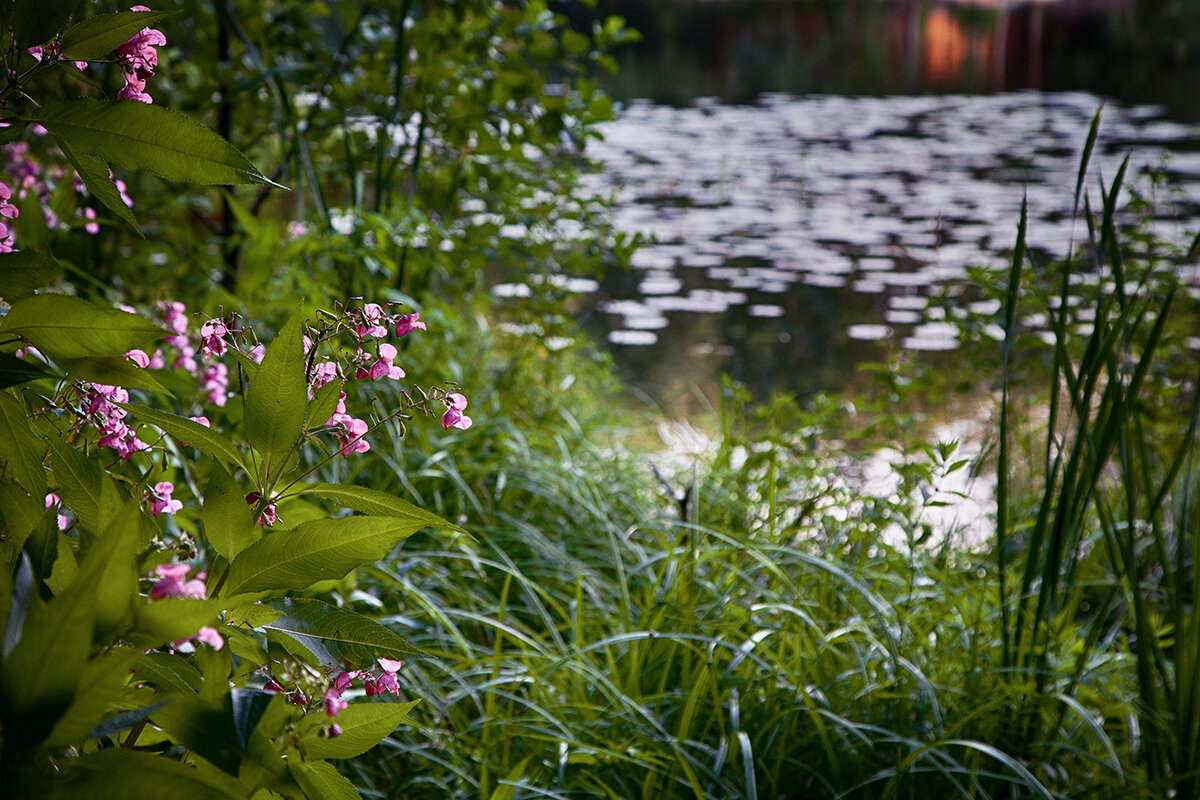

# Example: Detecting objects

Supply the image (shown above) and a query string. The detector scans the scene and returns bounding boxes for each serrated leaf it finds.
[46,435,124,538]
[13,0,83,47]
[0,480,43,557]
[300,700,419,759]
[2,293,165,360]
[151,694,245,775]
[263,597,424,667]
[60,140,141,233]
[58,747,241,799]
[224,516,430,596]
[244,309,307,478]
[304,378,343,430]
[0,250,62,298]
[289,760,361,800]
[45,647,144,747]
[27,99,283,187]
[79,499,142,639]
[0,388,46,497]
[222,601,281,628]
[201,460,260,561]
[119,403,246,471]
[297,483,461,531]
[59,10,176,60]
[57,354,169,393]
[132,652,203,695]
[133,597,223,647]
[0,352,56,390]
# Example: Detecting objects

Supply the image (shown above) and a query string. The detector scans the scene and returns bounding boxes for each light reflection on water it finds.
[564,91,1200,415]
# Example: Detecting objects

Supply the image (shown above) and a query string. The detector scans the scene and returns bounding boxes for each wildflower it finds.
[440,392,472,430]
[200,318,227,357]
[45,493,67,530]
[0,181,18,252]
[161,301,188,335]
[263,678,284,693]
[338,417,371,456]
[323,688,347,718]
[356,303,388,339]
[149,563,206,600]
[286,221,307,240]
[355,343,404,381]
[364,658,402,697]
[245,491,279,527]
[126,349,150,368]
[191,626,224,650]
[116,7,166,104]
[146,481,183,516]
[311,361,338,390]
[201,362,229,406]
[333,671,359,694]
[394,313,426,337]
[328,723,343,738]
[249,342,265,363]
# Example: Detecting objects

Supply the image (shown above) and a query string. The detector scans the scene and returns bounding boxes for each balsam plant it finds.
[0,5,463,798]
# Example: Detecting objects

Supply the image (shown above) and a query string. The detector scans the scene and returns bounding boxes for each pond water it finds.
[557,2,1200,415]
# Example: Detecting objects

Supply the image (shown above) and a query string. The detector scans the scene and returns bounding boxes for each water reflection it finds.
[572,92,1200,416]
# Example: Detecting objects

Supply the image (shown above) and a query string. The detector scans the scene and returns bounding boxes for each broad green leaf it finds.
[244,309,307,477]
[298,483,462,531]
[229,689,273,751]
[224,516,429,596]
[222,601,281,628]
[0,478,44,553]
[44,647,143,747]
[12,0,83,47]
[57,747,240,800]
[59,10,176,60]
[300,700,419,759]
[263,597,424,667]
[201,460,260,561]
[0,352,56,390]
[0,567,94,748]
[289,758,362,800]
[44,530,78,594]
[2,293,165,360]
[84,698,171,740]
[56,355,169,393]
[27,99,283,187]
[151,694,245,776]
[0,389,46,497]
[133,651,203,695]
[0,250,62,298]
[222,625,268,666]
[304,377,343,430]
[132,597,223,647]
[119,404,245,471]
[59,140,141,234]
[46,436,124,538]
[76,500,142,639]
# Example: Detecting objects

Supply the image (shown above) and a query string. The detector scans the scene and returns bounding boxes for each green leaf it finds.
[46,436,125,539]
[244,309,308,477]
[57,747,240,800]
[0,250,62,298]
[300,700,419,759]
[224,516,430,596]
[289,758,362,800]
[12,0,84,47]
[132,597,223,647]
[229,689,273,751]
[222,601,281,628]
[118,404,245,471]
[2,293,165,360]
[26,99,284,187]
[132,652,203,695]
[59,140,141,234]
[76,500,142,640]
[44,647,143,747]
[297,483,462,531]
[151,694,245,776]
[0,388,46,497]
[84,698,171,740]
[56,355,169,393]
[263,597,424,667]
[304,378,343,430]
[202,461,260,561]
[59,10,176,60]
[0,478,44,553]
[0,352,56,390]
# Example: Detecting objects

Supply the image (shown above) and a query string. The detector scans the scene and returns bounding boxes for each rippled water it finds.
[570,91,1200,413]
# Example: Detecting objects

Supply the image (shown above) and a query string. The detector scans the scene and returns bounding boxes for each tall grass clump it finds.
[324,113,1200,799]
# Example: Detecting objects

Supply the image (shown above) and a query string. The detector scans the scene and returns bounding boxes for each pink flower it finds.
[333,671,359,694]
[45,493,67,531]
[365,658,402,697]
[263,678,284,693]
[249,343,265,363]
[286,221,307,240]
[394,313,426,337]
[146,481,183,516]
[338,417,371,456]
[328,723,343,738]
[355,303,388,339]
[116,9,166,85]
[311,361,338,390]
[200,319,227,357]
[355,343,404,381]
[161,301,188,335]
[189,626,224,650]
[440,392,472,430]
[323,688,347,718]
[202,362,229,406]
[0,181,18,252]
[150,562,206,600]
[245,491,279,527]
[126,349,150,368]
[79,206,100,234]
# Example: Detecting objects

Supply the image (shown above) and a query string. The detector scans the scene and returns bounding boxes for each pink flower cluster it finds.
[149,563,224,650]
[116,7,166,104]
[79,382,151,459]
[0,181,18,253]
[144,480,182,516]
[260,658,401,737]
